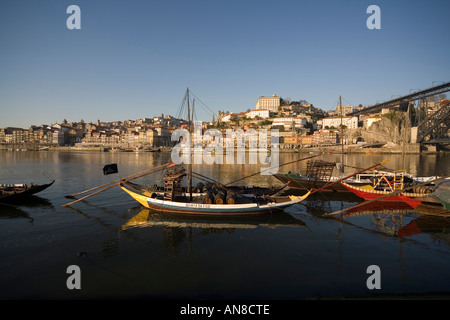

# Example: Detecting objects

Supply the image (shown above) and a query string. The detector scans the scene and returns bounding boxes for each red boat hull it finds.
[341,182,422,208]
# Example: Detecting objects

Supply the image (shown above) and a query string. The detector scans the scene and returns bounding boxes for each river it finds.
[0,150,449,300]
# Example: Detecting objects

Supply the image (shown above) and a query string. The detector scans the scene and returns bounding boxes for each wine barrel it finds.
[412,186,434,195]
[203,191,214,204]
[226,191,236,204]
[214,190,226,204]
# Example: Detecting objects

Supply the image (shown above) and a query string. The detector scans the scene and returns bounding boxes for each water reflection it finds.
[398,216,450,246]
[1,195,55,209]
[338,201,450,246]
[0,196,55,223]
[0,204,33,222]
[121,208,309,232]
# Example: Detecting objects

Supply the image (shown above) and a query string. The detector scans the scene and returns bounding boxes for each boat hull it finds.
[341,182,423,208]
[0,180,55,202]
[120,183,310,216]
[274,174,366,193]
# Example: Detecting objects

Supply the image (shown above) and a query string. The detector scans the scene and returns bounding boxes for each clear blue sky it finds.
[1,0,449,128]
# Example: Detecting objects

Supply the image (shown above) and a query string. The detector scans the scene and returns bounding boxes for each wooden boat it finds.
[120,181,309,216]
[340,181,432,208]
[427,180,450,210]
[274,160,422,193]
[0,180,55,202]
[120,165,309,216]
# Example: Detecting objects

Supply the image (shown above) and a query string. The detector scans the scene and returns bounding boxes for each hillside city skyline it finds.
[1,91,447,152]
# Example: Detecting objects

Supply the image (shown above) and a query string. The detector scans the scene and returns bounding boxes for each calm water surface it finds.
[0,150,449,299]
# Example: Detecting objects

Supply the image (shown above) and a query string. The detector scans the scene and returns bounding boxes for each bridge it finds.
[349,81,450,116]
[349,82,450,145]
[416,100,450,144]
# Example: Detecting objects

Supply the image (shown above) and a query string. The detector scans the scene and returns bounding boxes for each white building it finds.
[255,94,281,112]
[222,112,247,122]
[322,116,358,129]
[247,109,274,119]
[271,117,307,128]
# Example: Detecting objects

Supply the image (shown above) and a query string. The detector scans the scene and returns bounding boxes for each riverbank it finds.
[1,143,447,154]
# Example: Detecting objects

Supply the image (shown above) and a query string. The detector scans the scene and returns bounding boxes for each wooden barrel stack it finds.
[201,185,237,205]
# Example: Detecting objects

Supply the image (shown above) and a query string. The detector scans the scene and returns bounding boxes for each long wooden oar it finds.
[225,153,323,186]
[62,168,165,207]
[309,159,390,195]
[323,176,448,217]
[65,162,173,199]
[62,162,173,207]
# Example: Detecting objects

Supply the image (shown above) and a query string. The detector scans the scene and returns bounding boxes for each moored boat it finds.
[427,180,450,210]
[273,160,428,193]
[340,181,441,208]
[120,181,310,216]
[0,180,55,202]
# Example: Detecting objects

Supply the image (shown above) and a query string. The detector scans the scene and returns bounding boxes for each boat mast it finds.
[186,87,193,201]
[339,96,344,174]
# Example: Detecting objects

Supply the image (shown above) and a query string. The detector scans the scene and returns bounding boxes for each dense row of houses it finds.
[2,95,448,150]
[0,114,185,149]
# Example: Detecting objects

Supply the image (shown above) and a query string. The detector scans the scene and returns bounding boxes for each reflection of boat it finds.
[398,216,450,238]
[121,208,308,231]
[339,201,413,236]
[342,201,414,218]
[0,180,55,202]
[0,204,33,222]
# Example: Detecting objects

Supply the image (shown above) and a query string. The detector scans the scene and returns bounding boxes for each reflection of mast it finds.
[335,220,344,277]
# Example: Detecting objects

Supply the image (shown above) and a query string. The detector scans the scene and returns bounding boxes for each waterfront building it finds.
[255,94,281,112]
[312,129,339,145]
[298,134,313,145]
[52,130,65,146]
